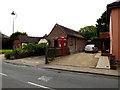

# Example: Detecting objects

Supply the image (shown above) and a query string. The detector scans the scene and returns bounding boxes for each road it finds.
[1,61,119,89]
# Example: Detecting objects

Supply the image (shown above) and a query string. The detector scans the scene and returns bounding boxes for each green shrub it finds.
[15,48,27,53]
[4,51,16,59]
[23,43,47,56]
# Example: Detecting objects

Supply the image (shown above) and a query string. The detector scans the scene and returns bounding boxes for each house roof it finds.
[108,0,120,7]
[15,35,41,43]
[107,0,120,29]
[107,0,120,12]
[56,24,85,39]
[0,32,9,38]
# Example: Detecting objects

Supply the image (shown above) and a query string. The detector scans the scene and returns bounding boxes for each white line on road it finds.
[27,81,54,90]
[0,73,7,76]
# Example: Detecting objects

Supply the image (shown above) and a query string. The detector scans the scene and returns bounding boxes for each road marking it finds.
[27,81,54,90]
[38,76,53,82]
[0,73,7,76]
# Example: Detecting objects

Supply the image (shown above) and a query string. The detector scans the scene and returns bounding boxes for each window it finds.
[14,44,16,48]
[14,44,16,47]
[70,38,73,46]
[18,43,20,47]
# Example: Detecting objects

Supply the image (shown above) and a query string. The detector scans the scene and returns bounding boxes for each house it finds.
[0,32,9,39]
[0,32,9,49]
[107,0,120,61]
[13,35,41,49]
[47,24,86,54]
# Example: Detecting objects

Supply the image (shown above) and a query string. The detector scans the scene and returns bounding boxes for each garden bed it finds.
[4,43,47,60]
[9,53,30,60]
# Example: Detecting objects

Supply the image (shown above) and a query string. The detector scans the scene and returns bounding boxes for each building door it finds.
[57,37,67,56]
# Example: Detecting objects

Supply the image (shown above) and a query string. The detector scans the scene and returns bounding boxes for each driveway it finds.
[49,52,99,68]
[1,52,99,68]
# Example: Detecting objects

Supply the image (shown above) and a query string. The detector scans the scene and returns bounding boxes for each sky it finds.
[0,0,115,37]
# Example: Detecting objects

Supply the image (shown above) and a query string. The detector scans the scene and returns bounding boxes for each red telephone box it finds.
[57,37,67,56]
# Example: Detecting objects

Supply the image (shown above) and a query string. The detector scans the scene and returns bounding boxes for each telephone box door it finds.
[57,37,67,56]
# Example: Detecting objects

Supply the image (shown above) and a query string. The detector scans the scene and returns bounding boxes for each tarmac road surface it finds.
[1,61,119,89]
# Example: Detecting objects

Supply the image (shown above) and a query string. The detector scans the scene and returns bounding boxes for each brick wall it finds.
[91,39,102,49]
[13,40,22,49]
[48,24,86,54]
[76,38,86,52]
[67,36,76,53]
[48,25,67,47]
[68,36,86,53]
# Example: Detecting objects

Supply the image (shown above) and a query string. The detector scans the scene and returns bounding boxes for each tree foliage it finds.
[96,11,109,36]
[79,26,98,40]
[10,31,27,39]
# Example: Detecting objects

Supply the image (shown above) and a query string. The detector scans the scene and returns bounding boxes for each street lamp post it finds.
[11,11,17,34]
[11,11,17,51]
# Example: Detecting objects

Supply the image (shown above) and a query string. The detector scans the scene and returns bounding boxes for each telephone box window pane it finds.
[64,41,66,47]
[59,41,62,47]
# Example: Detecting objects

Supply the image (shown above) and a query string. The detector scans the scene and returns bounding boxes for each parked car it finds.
[84,44,98,53]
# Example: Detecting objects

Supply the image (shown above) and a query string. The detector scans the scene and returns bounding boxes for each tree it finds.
[96,11,109,37]
[10,31,27,39]
[79,26,98,40]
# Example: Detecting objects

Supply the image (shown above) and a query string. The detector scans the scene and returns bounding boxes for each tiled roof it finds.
[108,0,120,7]
[16,35,41,43]
[57,24,85,39]
[0,32,9,38]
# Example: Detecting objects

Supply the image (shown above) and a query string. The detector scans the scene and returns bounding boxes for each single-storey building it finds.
[13,35,41,49]
[107,0,120,61]
[47,24,86,54]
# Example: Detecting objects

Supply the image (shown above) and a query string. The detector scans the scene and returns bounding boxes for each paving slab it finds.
[96,56,110,69]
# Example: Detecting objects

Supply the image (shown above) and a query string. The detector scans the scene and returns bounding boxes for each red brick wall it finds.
[99,32,110,39]
[76,38,86,52]
[48,24,86,54]
[91,39,102,49]
[13,40,22,49]
[48,25,67,47]
[67,36,76,53]
[68,36,86,53]
[111,8,120,61]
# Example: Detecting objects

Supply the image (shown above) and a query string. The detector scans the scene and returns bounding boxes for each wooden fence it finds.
[45,47,63,64]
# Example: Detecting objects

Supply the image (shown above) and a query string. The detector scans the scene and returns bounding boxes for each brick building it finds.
[13,35,41,49]
[107,0,120,61]
[47,24,86,54]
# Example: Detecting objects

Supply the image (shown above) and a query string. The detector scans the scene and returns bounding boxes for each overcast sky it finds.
[0,0,115,37]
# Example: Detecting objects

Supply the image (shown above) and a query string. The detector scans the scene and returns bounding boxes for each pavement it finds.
[96,56,110,69]
[0,52,119,77]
